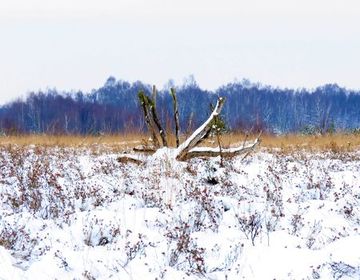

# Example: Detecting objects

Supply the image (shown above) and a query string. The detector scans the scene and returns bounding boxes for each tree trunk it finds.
[149,101,168,147]
[152,85,157,109]
[138,91,159,147]
[170,88,180,147]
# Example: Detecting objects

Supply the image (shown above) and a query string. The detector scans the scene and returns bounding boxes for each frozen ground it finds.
[0,145,360,279]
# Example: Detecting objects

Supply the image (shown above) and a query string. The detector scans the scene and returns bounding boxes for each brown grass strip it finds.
[1,133,359,153]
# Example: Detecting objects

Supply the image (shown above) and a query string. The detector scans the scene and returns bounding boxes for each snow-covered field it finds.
[1,145,360,279]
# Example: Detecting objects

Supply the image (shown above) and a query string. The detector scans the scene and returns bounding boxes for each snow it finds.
[188,138,259,153]
[1,146,360,279]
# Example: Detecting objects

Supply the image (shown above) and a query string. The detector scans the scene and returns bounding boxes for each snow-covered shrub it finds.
[185,185,223,232]
[1,146,69,218]
[203,160,220,185]
[305,220,323,249]
[1,145,360,279]
[290,212,305,236]
[0,221,34,260]
[235,211,262,246]
[305,166,333,200]
[0,223,24,250]
[165,221,206,274]
[82,215,121,247]
[258,165,285,231]
[329,261,360,280]
[123,233,148,266]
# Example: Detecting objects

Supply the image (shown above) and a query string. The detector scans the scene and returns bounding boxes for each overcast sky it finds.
[0,0,359,104]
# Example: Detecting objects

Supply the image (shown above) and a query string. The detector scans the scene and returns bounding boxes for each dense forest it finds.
[1,76,360,135]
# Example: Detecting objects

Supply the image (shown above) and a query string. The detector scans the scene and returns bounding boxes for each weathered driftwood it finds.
[138,91,159,148]
[117,154,143,165]
[179,137,261,160]
[148,86,167,147]
[170,88,180,147]
[175,97,225,160]
[138,88,167,147]
[133,145,156,153]
[122,95,261,163]
[152,85,157,109]
[149,101,168,147]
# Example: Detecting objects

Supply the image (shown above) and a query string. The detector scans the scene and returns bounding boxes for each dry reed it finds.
[1,133,359,153]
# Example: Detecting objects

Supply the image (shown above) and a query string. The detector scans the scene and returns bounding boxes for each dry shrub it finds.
[166,221,206,274]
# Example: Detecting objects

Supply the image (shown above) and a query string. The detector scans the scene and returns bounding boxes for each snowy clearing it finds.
[1,145,360,279]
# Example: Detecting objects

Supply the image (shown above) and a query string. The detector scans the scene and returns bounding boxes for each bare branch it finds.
[180,137,261,161]
[176,97,225,160]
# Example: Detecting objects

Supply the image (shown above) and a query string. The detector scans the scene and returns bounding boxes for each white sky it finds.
[0,0,359,104]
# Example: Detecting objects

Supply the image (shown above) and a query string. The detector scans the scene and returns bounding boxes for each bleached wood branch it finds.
[180,137,261,160]
[122,94,260,163]
[176,97,225,160]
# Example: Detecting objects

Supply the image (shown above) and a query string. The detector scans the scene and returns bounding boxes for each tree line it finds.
[1,76,360,135]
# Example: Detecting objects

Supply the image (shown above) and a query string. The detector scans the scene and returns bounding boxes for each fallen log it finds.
[133,145,157,153]
[180,137,261,160]
[117,154,144,165]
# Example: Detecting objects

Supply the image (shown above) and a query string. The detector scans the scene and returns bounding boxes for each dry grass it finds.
[1,133,360,153]
[0,134,145,151]
[220,133,360,153]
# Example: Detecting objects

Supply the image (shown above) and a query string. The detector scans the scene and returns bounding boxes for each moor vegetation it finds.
[1,77,360,279]
[1,133,359,154]
[1,137,359,279]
